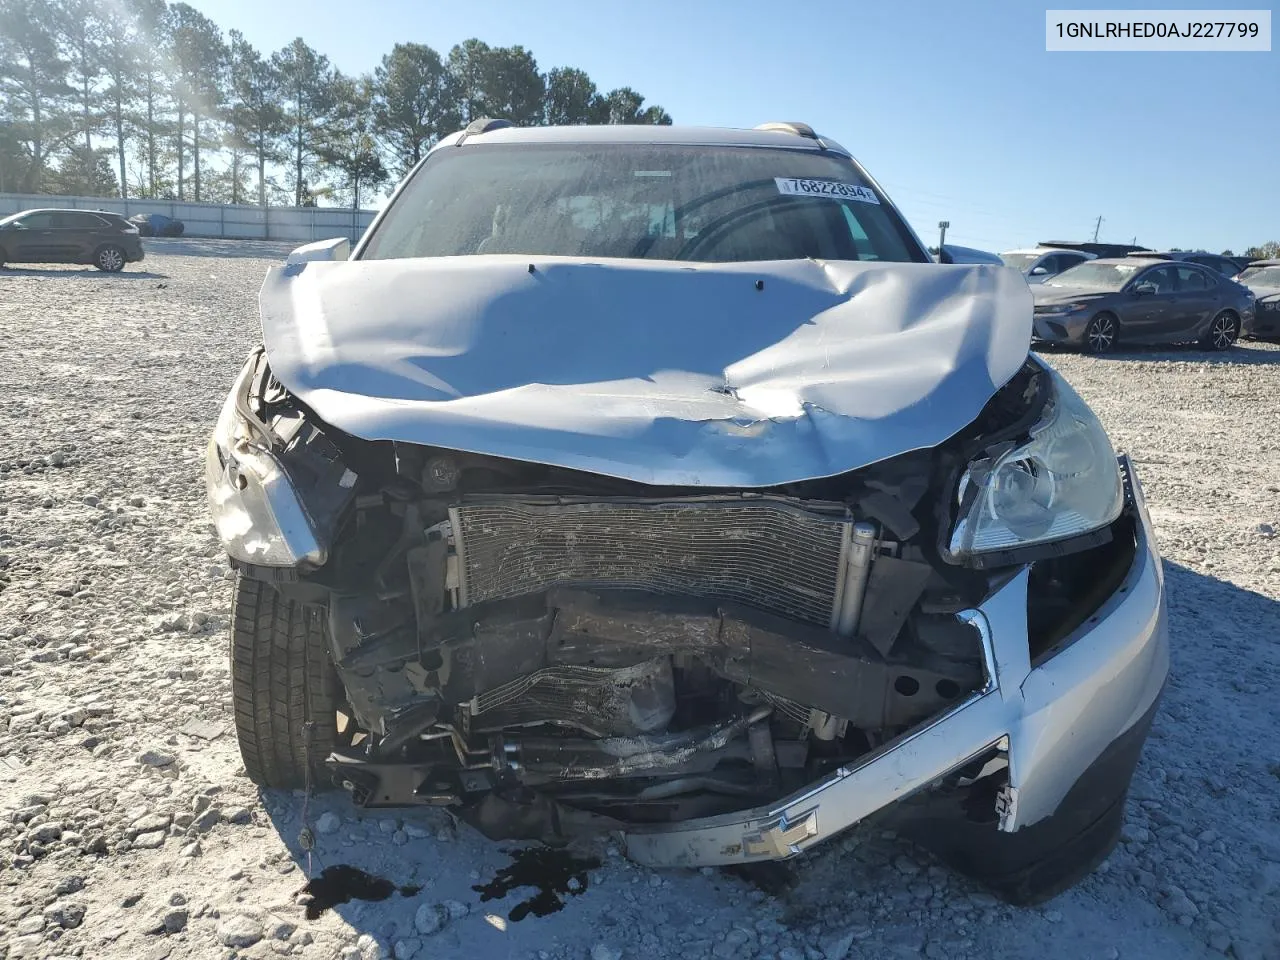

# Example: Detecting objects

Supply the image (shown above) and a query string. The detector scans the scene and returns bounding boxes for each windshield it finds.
[1239,266,1280,287]
[1000,253,1040,272]
[1044,261,1143,290]
[0,212,25,226]
[360,143,927,264]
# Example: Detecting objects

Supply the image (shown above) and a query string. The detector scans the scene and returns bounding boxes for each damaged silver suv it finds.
[207,120,1168,904]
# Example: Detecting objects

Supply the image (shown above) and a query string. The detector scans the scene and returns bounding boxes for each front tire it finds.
[1082,313,1118,354]
[1201,310,1239,351]
[230,576,339,789]
[94,244,126,272]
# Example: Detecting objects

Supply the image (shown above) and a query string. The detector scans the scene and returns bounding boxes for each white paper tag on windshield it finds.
[775,178,880,204]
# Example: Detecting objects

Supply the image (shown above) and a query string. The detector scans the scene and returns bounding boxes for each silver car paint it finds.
[259,256,1032,487]
[621,455,1168,866]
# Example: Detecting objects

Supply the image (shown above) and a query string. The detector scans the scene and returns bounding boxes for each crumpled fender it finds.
[259,255,1032,487]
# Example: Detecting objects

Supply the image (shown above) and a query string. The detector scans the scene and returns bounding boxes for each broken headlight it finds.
[205,355,338,567]
[946,371,1122,563]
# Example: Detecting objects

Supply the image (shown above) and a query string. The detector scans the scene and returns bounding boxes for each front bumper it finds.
[1031,312,1090,343]
[620,455,1168,879]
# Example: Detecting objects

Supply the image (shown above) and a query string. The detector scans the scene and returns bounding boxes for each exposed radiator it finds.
[450,495,851,627]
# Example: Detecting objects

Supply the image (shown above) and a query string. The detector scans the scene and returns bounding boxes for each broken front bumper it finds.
[620,455,1168,871]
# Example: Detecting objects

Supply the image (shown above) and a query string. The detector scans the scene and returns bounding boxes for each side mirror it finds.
[286,237,350,264]
[1133,282,1156,296]
[1029,265,1049,276]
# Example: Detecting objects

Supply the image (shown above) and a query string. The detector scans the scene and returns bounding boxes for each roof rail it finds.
[457,117,513,145]
[754,121,818,139]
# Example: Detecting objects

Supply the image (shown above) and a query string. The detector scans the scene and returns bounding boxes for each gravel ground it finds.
[1,240,1278,960]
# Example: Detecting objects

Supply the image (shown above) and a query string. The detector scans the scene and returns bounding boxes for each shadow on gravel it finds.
[244,558,1280,958]
[0,266,170,280]
[144,237,302,260]
[1035,340,1280,365]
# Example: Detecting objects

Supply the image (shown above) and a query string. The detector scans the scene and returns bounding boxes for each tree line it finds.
[0,0,672,208]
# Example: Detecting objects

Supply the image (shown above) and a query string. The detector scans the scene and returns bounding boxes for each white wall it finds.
[0,194,377,243]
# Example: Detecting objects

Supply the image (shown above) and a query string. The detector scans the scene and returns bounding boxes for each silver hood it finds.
[259,256,1032,487]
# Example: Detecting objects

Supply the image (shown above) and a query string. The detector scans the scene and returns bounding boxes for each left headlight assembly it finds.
[945,370,1123,565]
[1034,302,1087,316]
[205,354,325,568]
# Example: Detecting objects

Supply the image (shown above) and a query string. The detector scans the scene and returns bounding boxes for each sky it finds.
[185,0,1278,253]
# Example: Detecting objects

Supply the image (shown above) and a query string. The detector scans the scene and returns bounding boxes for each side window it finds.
[1139,265,1177,293]
[19,212,55,228]
[1059,254,1087,270]
[55,212,106,229]
[1033,254,1060,275]
[1176,266,1211,291]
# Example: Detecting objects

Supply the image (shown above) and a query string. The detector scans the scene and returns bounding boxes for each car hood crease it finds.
[258,255,1032,486]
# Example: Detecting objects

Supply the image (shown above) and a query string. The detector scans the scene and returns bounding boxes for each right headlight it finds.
[946,371,1123,563]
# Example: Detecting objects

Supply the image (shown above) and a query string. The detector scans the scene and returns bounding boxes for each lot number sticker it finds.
[775,178,880,204]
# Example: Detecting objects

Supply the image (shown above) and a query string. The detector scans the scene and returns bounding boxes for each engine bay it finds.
[231,354,1066,840]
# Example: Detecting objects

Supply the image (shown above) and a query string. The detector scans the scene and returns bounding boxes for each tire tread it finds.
[230,576,337,788]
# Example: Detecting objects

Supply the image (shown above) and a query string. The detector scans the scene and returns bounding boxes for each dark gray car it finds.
[0,208,145,272]
[1030,257,1256,353]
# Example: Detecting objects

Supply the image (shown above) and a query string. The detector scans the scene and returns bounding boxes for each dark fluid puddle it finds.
[473,847,601,921]
[725,860,798,897]
[301,864,422,920]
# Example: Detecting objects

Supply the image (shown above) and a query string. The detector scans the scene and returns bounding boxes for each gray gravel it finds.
[1,242,1278,959]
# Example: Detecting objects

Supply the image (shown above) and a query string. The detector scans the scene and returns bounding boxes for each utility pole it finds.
[938,220,950,253]
[1092,216,1104,242]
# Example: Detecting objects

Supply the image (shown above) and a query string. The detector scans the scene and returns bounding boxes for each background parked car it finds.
[128,212,185,237]
[1031,256,1255,353]
[1236,259,1280,338]
[1038,240,1151,258]
[1001,246,1096,283]
[1127,250,1245,278]
[0,208,144,272]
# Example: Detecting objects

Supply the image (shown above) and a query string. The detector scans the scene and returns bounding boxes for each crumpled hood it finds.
[259,256,1032,487]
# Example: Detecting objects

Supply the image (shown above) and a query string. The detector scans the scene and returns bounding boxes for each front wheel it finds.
[94,244,126,272]
[230,576,339,788]
[1201,311,1239,351]
[1082,313,1118,354]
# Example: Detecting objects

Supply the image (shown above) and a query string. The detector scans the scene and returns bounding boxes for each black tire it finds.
[230,575,339,789]
[1201,310,1239,351]
[1082,313,1118,354]
[94,244,126,272]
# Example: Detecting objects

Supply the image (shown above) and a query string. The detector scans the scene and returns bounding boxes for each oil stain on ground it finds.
[473,847,601,921]
[300,865,422,920]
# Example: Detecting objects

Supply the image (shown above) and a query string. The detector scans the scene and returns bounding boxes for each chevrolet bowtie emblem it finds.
[742,809,819,858]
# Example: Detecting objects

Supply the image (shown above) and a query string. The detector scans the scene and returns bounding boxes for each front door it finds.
[7,211,60,261]
[1122,265,1181,342]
